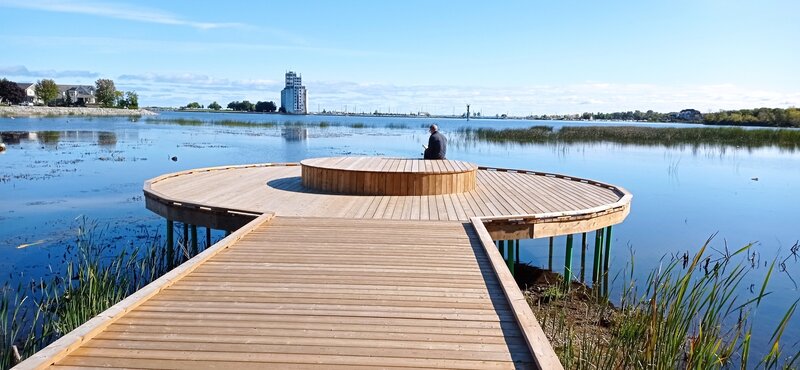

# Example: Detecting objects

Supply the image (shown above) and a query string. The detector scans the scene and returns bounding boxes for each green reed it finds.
[0,218,174,369]
[529,240,800,369]
[144,117,277,128]
[460,126,800,150]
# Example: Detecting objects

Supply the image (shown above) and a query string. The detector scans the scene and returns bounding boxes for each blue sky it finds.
[1,0,798,115]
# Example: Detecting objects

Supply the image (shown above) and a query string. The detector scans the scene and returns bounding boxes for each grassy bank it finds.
[521,241,799,369]
[460,126,800,149]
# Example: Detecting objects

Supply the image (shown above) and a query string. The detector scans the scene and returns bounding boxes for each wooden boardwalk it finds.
[18,158,633,369]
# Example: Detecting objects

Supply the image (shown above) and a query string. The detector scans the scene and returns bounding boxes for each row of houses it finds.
[15,82,97,105]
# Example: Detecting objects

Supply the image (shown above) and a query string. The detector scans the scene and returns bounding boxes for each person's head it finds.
[429,124,438,134]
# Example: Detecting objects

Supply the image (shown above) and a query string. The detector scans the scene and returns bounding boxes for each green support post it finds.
[603,226,613,298]
[515,239,520,264]
[206,227,212,249]
[191,224,198,256]
[548,237,554,271]
[182,223,189,261]
[498,240,505,259]
[507,240,515,276]
[166,219,174,270]
[580,232,587,283]
[564,234,574,290]
[593,229,603,286]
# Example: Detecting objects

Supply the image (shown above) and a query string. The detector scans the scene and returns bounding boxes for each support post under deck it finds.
[564,234,574,290]
[593,229,603,287]
[603,226,613,298]
[191,224,198,256]
[580,232,587,283]
[166,219,174,270]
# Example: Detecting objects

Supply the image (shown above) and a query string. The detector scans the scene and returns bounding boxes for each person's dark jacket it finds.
[424,131,447,159]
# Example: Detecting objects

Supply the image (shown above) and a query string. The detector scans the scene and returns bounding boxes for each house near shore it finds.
[61,85,96,105]
[15,82,36,103]
[14,82,96,105]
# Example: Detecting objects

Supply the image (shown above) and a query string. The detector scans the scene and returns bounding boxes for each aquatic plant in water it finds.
[459,126,800,150]
[0,217,176,368]
[530,239,800,369]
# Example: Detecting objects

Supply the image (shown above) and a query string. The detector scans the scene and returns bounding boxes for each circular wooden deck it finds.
[301,157,478,196]
[144,157,632,239]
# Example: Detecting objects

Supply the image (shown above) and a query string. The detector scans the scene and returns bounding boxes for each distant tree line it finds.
[703,107,800,127]
[534,108,799,128]
[573,109,703,123]
[226,100,277,112]
[180,100,277,112]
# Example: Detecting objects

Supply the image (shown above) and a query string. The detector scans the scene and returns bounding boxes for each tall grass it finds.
[529,240,800,369]
[144,117,277,128]
[460,126,800,150]
[0,218,174,368]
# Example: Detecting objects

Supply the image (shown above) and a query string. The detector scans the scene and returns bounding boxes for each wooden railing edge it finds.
[142,162,299,217]
[470,217,564,370]
[12,213,276,370]
[478,165,632,199]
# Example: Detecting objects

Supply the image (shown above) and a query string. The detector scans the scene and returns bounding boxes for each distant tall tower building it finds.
[280,71,308,114]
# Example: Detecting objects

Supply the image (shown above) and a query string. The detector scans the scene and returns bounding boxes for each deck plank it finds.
[43,217,540,370]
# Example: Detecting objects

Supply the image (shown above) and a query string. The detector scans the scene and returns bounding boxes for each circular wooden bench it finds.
[300,157,478,195]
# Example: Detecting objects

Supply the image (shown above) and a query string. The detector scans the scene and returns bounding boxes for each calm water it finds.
[1,111,799,358]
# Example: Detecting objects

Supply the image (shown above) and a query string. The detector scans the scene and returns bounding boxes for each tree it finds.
[117,91,138,109]
[227,100,255,111]
[114,90,123,108]
[125,91,139,109]
[0,78,25,105]
[34,79,59,106]
[95,79,117,107]
[185,102,202,109]
[255,101,277,112]
[208,101,221,110]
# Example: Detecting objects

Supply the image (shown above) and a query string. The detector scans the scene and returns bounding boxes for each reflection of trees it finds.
[38,131,61,146]
[97,132,117,148]
[1,131,30,145]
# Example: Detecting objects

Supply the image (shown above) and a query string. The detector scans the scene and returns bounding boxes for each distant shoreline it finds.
[0,106,157,117]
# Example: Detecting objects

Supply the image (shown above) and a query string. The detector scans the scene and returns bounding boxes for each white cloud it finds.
[0,65,99,79]
[0,0,247,30]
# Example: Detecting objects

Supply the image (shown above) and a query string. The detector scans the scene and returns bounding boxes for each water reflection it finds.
[281,127,308,141]
[1,130,118,148]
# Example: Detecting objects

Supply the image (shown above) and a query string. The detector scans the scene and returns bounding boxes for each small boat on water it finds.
[0,143,6,152]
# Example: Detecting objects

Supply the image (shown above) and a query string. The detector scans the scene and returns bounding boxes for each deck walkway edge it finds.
[471,217,564,370]
[13,213,276,370]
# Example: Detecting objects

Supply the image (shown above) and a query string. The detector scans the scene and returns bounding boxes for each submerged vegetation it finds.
[525,240,800,369]
[459,125,800,149]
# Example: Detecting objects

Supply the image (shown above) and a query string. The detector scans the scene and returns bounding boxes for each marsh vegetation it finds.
[459,126,800,150]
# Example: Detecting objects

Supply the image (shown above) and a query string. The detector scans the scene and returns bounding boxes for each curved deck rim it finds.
[143,161,632,227]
